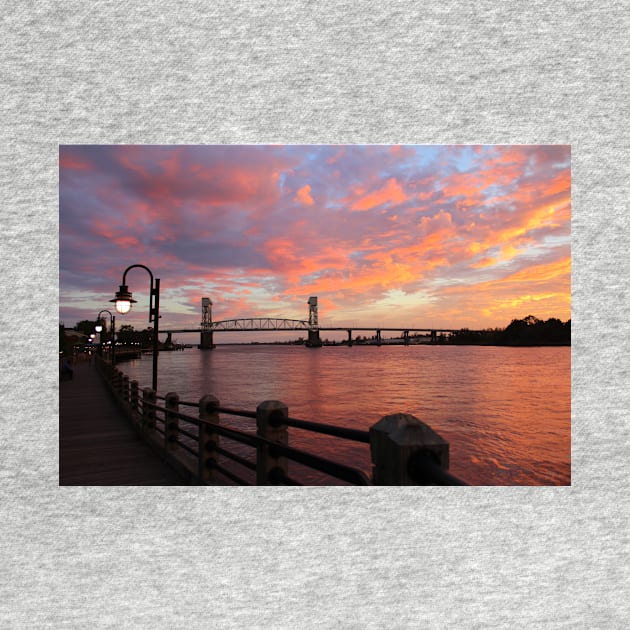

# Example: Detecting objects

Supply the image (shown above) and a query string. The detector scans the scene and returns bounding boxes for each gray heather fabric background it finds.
[1,1,628,628]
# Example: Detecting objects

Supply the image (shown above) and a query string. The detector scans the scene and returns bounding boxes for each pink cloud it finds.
[59,153,93,170]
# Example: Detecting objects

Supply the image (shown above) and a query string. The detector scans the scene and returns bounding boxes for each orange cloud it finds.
[351,178,408,211]
[441,172,484,202]
[432,256,571,326]
[504,256,571,285]
[471,256,498,268]
[295,184,314,205]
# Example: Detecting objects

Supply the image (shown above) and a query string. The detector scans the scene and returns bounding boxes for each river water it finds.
[118,344,571,486]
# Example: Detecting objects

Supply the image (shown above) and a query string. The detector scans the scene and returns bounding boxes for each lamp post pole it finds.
[111,264,160,392]
[95,309,116,366]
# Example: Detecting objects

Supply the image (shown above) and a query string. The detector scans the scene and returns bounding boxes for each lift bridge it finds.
[160,297,459,349]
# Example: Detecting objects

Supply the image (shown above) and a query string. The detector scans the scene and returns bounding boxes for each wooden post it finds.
[370,413,449,485]
[256,400,289,485]
[130,380,139,416]
[198,395,220,484]
[114,369,123,398]
[122,374,130,404]
[142,388,156,434]
[165,392,180,452]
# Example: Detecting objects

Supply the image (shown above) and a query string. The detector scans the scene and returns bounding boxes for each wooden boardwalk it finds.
[59,361,187,485]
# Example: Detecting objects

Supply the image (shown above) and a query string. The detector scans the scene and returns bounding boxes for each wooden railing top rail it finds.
[178,399,371,443]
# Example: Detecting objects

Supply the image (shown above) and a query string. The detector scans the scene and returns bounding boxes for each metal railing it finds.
[96,356,467,486]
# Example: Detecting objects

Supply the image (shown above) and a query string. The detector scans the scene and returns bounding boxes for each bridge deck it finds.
[164,325,461,333]
[59,361,187,485]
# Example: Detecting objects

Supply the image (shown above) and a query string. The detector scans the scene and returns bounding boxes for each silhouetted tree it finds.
[59,324,71,356]
[74,320,97,336]
[501,315,570,346]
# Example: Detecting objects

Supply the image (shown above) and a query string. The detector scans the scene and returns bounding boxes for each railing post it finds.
[198,395,220,484]
[142,388,156,434]
[103,359,111,383]
[256,400,289,485]
[122,374,130,405]
[369,413,449,485]
[114,369,123,398]
[130,380,139,417]
[165,392,180,453]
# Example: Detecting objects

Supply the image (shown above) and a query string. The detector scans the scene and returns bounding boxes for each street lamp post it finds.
[110,264,160,391]
[95,309,116,366]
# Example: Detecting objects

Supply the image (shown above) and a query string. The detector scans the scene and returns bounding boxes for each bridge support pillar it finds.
[164,331,173,349]
[431,330,437,344]
[376,330,382,346]
[306,329,322,348]
[199,331,215,350]
[347,330,353,347]
[403,331,409,345]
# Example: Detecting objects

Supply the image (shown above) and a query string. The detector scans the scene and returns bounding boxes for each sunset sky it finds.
[59,144,570,338]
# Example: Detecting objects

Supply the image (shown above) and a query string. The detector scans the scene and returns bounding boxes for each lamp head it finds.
[110,284,136,314]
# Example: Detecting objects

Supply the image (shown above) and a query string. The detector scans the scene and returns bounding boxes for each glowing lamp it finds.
[110,284,136,314]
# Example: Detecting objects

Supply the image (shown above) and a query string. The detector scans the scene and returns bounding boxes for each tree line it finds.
[448,315,570,346]
[61,321,156,351]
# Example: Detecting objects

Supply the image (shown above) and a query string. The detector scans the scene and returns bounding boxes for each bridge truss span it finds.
[162,297,470,349]
[210,318,311,332]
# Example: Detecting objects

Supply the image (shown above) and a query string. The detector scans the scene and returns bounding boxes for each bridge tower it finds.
[199,297,215,350]
[306,296,322,348]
